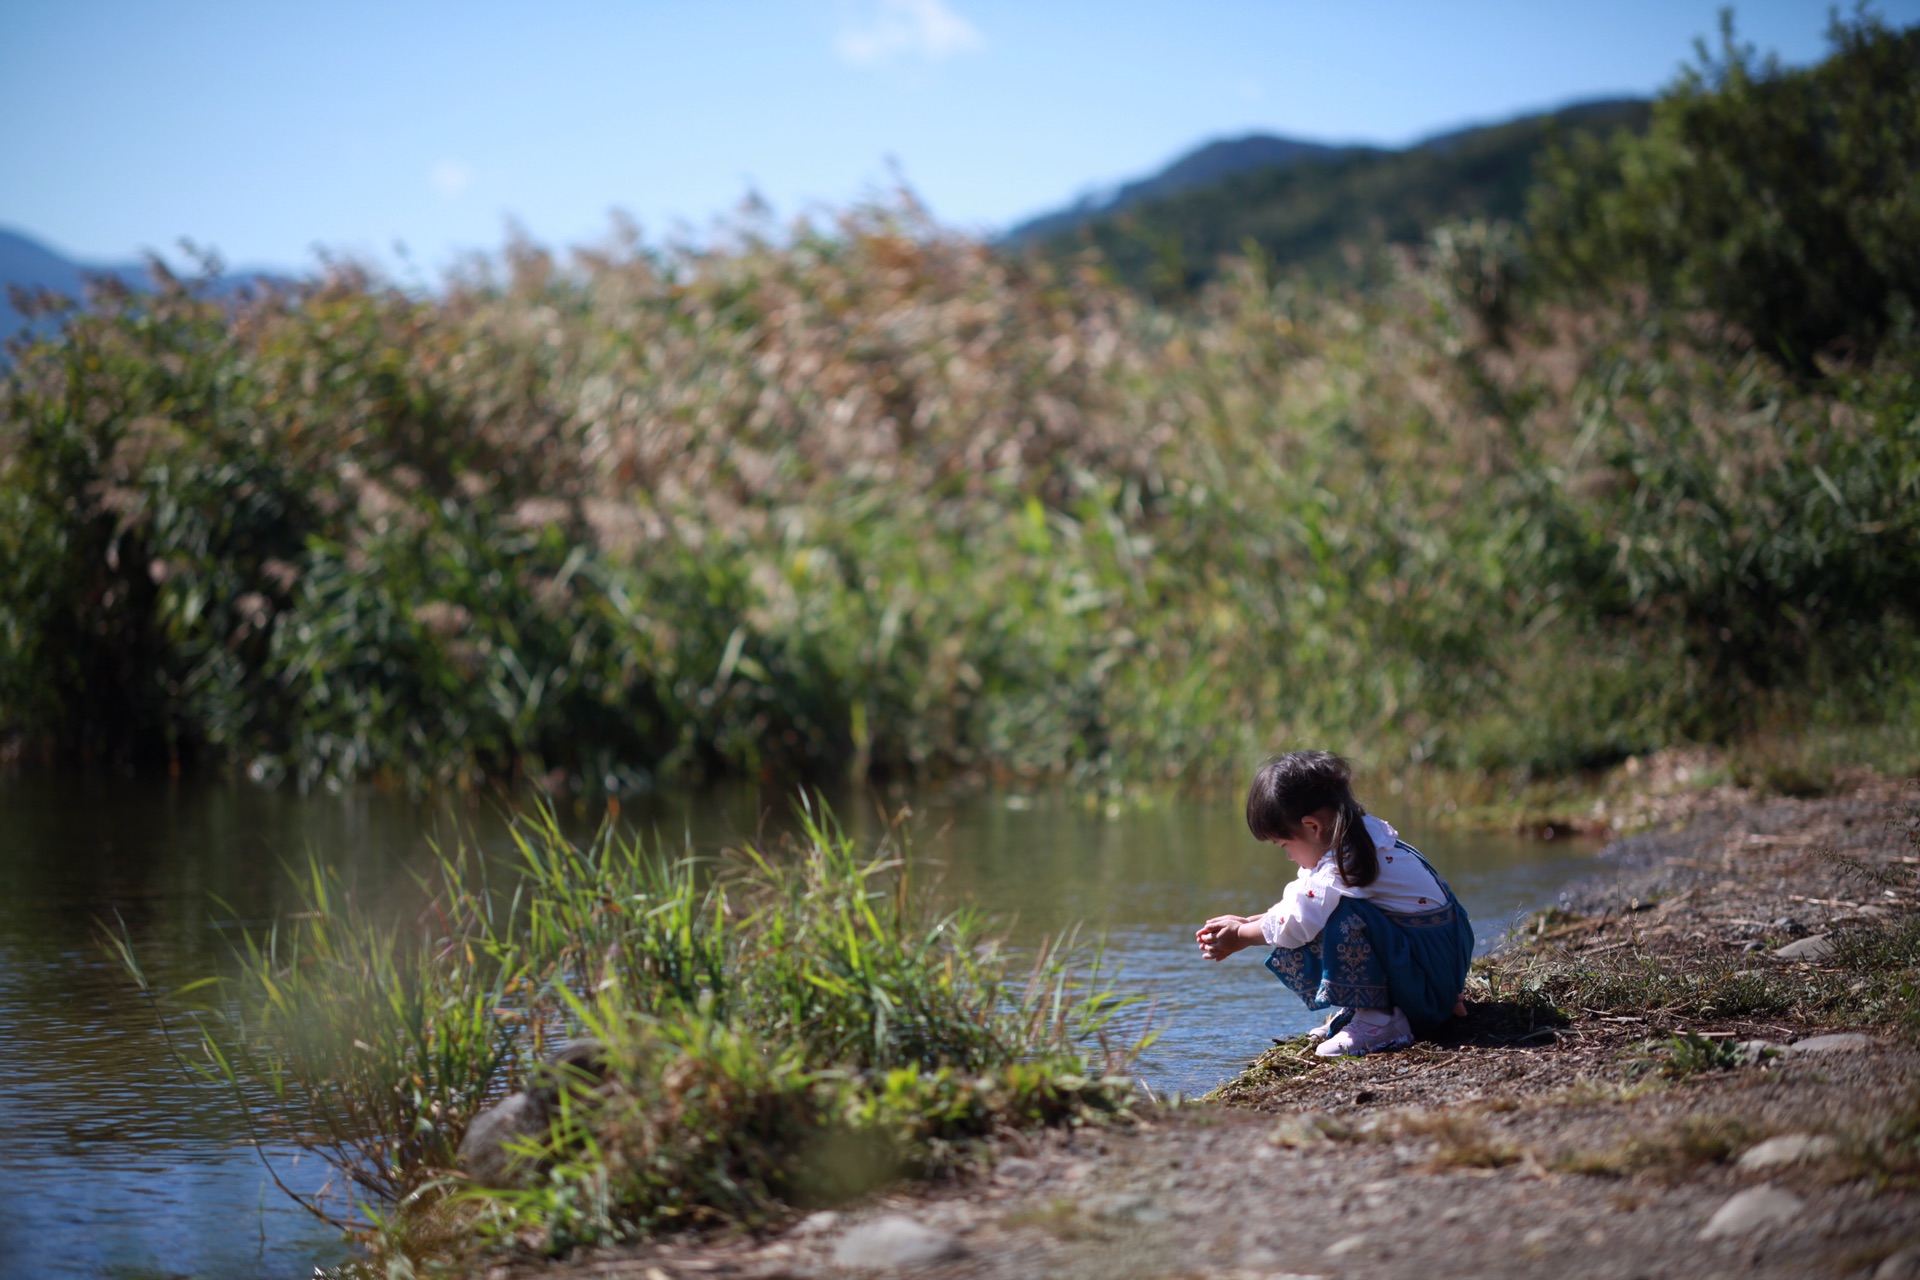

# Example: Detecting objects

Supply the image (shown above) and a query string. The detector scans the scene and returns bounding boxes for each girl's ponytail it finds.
[1327,794,1379,888]
[1246,749,1379,888]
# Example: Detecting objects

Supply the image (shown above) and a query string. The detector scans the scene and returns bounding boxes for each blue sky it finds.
[3,1,1912,274]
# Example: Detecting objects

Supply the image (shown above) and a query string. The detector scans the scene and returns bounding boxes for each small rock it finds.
[1877,1247,1920,1279]
[1325,1234,1368,1257]
[791,1209,842,1237]
[832,1215,966,1270]
[1788,1032,1876,1055]
[1771,916,1806,936]
[1699,1185,1804,1240]
[458,1038,612,1189]
[1522,1225,1557,1246]
[1736,1134,1838,1170]
[1734,1039,1785,1064]
[1773,934,1835,960]
[1742,939,1768,953]
[993,1156,1041,1184]
[457,1091,547,1188]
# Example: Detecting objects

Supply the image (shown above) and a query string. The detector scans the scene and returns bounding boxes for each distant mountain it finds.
[0,228,147,343]
[1,227,288,348]
[1009,98,1651,294]
[1006,135,1350,244]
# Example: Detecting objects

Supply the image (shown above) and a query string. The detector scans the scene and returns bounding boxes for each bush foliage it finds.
[4,15,1918,791]
[1530,11,1920,371]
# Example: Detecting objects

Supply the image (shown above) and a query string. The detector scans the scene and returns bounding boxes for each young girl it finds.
[1196,750,1474,1057]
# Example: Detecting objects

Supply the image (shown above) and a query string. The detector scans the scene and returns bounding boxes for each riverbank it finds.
[481,773,1920,1279]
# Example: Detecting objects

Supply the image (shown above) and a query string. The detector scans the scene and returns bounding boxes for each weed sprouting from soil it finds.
[1626,1032,1744,1082]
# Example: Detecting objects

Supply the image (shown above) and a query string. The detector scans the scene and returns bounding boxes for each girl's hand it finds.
[1196,915,1255,961]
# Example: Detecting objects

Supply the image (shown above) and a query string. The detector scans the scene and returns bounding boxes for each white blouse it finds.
[1258,815,1448,950]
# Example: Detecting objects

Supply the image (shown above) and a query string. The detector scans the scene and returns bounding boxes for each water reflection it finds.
[0,775,1604,1280]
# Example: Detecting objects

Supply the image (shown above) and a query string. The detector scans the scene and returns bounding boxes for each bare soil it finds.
[492,776,1920,1280]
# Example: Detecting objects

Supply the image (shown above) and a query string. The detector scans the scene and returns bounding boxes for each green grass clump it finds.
[1825,915,1920,1036]
[1644,1032,1745,1081]
[136,800,1135,1258]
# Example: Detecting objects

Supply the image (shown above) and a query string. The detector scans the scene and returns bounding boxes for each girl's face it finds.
[1269,808,1336,870]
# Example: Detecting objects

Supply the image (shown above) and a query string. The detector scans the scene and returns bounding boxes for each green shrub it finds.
[1529,11,1920,372]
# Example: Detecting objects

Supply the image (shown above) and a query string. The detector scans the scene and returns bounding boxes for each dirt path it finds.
[492,777,1920,1280]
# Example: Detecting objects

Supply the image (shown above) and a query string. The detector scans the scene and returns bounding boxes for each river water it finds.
[0,772,1605,1280]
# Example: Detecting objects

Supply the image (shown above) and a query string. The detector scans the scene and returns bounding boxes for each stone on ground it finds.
[1699,1185,1805,1240]
[1877,1247,1920,1279]
[832,1215,966,1270]
[1788,1032,1877,1054]
[1773,934,1835,960]
[456,1091,546,1188]
[1735,1133,1838,1170]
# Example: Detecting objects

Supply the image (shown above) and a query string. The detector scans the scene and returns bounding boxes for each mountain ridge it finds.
[1,227,288,346]
[1006,134,1354,244]
[1005,96,1651,290]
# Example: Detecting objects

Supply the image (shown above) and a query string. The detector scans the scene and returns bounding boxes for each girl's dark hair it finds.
[1245,750,1378,887]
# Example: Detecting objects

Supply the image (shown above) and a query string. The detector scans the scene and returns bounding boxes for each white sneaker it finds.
[1307,1008,1353,1043]
[1314,1008,1414,1058]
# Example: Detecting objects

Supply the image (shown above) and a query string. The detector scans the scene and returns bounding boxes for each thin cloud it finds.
[835,0,984,68]
[429,160,475,198]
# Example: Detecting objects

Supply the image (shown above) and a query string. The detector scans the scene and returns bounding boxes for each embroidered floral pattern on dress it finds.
[1265,902,1390,1012]
[1264,943,1312,991]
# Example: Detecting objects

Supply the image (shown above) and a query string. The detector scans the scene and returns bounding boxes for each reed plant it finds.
[6,17,1919,791]
[138,799,1134,1252]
